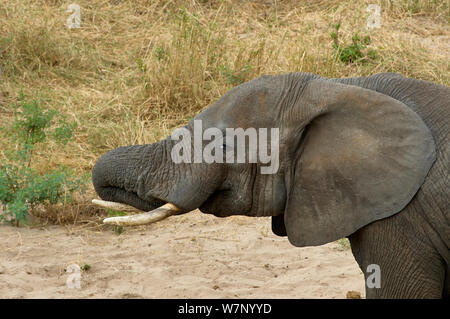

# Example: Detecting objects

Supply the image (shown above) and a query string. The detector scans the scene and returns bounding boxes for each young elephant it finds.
[92,72,449,298]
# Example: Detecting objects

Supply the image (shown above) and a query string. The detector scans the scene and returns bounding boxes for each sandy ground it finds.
[0,210,365,298]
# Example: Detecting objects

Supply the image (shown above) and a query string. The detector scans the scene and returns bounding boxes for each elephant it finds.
[92,72,449,298]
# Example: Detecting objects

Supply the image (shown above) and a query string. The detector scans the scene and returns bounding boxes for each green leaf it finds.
[0,96,89,225]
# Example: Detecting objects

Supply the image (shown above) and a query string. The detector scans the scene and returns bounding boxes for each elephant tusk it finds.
[92,199,144,212]
[92,199,182,226]
[102,203,181,226]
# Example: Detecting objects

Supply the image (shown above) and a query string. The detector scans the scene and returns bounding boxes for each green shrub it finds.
[331,24,378,64]
[0,95,88,226]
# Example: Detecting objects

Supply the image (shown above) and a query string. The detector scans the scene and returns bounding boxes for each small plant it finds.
[331,23,377,64]
[408,0,420,13]
[336,238,351,251]
[136,58,147,73]
[113,225,124,235]
[107,209,127,217]
[219,64,253,86]
[80,263,91,271]
[154,46,168,61]
[107,209,126,234]
[0,95,88,226]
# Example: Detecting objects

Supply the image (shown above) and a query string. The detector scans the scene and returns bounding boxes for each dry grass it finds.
[0,0,449,224]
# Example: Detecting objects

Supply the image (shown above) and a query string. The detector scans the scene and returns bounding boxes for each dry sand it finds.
[0,210,365,298]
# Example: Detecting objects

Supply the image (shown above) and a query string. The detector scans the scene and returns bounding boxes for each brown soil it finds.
[0,210,364,298]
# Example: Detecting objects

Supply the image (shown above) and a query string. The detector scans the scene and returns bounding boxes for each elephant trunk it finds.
[92,137,224,226]
[92,144,166,211]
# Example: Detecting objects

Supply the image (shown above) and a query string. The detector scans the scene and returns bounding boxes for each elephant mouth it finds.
[95,184,167,212]
[94,183,241,225]
[92,187,182,226]
[93,197,182,226]
[198,189,233,217]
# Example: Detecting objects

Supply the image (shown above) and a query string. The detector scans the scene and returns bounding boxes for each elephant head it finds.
[92,72,435,247]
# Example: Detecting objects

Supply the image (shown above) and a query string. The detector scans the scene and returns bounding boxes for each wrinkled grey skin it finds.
[93,72,449,298]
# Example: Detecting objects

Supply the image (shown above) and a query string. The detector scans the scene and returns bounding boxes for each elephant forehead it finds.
[196,90,278,129]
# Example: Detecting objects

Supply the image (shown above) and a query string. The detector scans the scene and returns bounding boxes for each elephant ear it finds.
[284,79,436,247]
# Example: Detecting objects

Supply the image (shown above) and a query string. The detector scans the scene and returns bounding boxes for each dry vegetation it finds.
[0,0,449,224]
